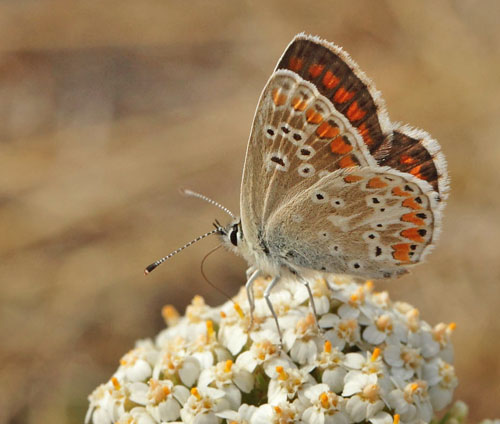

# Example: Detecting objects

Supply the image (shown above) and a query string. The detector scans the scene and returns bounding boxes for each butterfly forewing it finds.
[276,34,392,157]
[240,71,376,237]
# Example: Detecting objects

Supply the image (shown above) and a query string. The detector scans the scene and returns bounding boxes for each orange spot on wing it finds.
[392,186,411,197]
[316,121,340,139]
[401,228,425,243]
[292,97,308,111]
[330,137,353,154]
[400,154,416,165]
[309,64,325,78]
[402,198,422,210]
[392,243,411,262]
[306,108,323,124]
[347,101,367,121]
[339,155,357,168]
[272,88,287,106]
[401,213,426,226]
[322,70,340,89]
[289,57,304,72]
[358,123,374,146]
[367,177,388,189]
[409,164,424,179]
[344,175,364,183]
[333,87,355,103]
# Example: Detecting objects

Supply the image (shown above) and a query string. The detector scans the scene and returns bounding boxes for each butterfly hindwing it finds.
[264,167,439,279]
[378,124,449,199]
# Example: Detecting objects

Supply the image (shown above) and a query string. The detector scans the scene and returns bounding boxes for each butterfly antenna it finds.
[181,188,235,218]
[144,226,222,275]
[200,244,234,302]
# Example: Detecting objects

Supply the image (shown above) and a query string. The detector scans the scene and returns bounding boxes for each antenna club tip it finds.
[144,263,158,274]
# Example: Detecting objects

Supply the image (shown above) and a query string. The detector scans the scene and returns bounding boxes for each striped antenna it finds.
[181,189,235,218]
[144,227,222,275]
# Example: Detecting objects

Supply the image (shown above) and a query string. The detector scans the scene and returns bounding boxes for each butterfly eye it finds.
[230,226,238,246]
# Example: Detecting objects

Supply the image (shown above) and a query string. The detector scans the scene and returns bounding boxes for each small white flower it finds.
[198,359,254,409]
[186,295,218,324]
[320,314,361,351]
[265,359,316,405]
[251,402,303,424]
[368,411,393,424]
[363,313,406,346]
[432,322,456,363]
[216,403,259,423]
[299,383,349,424]
[284,313,322,364]
[423,358,458,410]
[86,378,128,424]
[330,281,376,324]
[179,385,229,424]
[388,381,433,422]
[343,372,385,422]
[128,378,189,422]
[314,340,347,393]
[152,350,201,387]
[115,407,157,424]
[294,278,332,315]
[218,302,249,355]
[384,343,422,381]
[253,280,295,318]
[236,338,281,372]
[190,320,232,370]
[116,343,157,383]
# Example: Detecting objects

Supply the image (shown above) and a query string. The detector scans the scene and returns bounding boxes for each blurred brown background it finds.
[1,1,499,422]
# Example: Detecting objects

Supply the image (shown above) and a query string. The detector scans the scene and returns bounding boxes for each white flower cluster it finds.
[86,276,458,424]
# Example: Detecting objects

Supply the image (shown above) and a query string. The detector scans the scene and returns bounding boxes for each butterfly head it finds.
[215,218,244,253]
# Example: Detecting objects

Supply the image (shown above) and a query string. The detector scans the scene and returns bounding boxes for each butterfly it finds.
[147,34,449,343]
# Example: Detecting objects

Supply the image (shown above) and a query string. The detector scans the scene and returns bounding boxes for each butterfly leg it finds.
[297,275,323,334]
[263,276,283,347]
[246,266,256,279]
[245,269,261,332]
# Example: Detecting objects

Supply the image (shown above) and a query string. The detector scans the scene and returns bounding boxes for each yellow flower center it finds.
[190,387,201,400]
[162,305,180,326]
[376,314,393,332]
[276,366,288,381]
[362,383,380,402]
[233,302,245,319]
